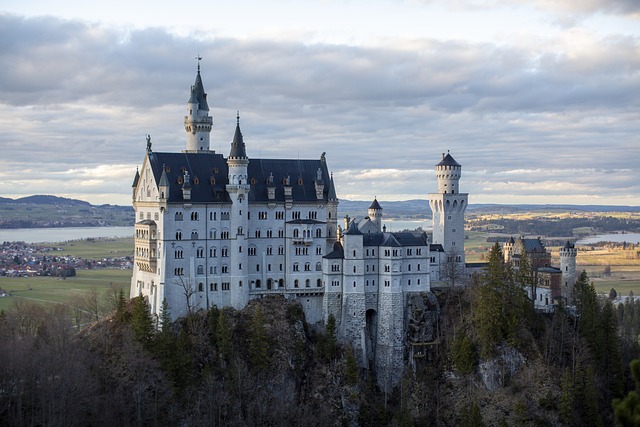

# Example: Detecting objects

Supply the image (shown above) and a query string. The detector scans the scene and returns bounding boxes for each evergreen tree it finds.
[460,402,485,427]
[475,282,502,358]
[574,271,600,357]
[613,359,640,427]
[249,306,271,372]
[130,296,154,347]
[345,347,359,385]
[451,329,477,375]
[115,287,128,322]
[601,300,625,400]
[159,298,171,332]
[216,309,233,364]
[318,313,337,361]
[559,369,575,426]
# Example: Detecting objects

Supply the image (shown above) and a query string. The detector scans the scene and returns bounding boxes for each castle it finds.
[130,65,466,386]
[503,236,577,310]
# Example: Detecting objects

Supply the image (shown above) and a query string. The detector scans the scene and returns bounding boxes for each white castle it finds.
[130,66,467,386]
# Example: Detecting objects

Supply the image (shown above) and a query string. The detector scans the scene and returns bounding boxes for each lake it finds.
[0,226,133,244]
[576,233,640,245]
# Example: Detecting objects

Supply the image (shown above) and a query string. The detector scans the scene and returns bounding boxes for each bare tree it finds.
[442,250,466,288]
[175,276,195,317]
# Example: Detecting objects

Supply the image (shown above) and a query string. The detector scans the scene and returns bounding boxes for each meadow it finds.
[0,268,131,312]
[43,237,134,259]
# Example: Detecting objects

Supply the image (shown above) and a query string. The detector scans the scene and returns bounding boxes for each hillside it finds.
[2,262,637,426]
[0,195,133,228]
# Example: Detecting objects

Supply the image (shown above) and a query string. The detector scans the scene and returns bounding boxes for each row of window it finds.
[176,228,317,240]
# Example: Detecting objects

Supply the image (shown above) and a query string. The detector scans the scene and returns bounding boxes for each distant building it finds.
[504,236,577,309]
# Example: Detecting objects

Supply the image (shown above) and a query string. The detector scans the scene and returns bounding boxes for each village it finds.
[0,240,132,280]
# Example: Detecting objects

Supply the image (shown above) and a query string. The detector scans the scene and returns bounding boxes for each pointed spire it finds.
[328,173,337,201]
[132,167,140,188]
[188,59,209,111]
[369,197,382,210]
[159,165,169,188]
[229,111,247,159]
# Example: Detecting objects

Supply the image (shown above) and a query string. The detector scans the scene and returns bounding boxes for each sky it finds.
[0,0,639,207]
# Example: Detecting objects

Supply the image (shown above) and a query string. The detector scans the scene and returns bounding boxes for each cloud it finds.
[0,13,638,206]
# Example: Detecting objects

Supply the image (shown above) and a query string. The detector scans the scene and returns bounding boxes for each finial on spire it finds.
[195,55,202,72]
[236,111,240,125]
[146,134,152,151]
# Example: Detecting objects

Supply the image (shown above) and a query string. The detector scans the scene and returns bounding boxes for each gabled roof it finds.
[147,151,332,204]
[324,241,344,259]
[392,232,429,246]
[520,237,546,253]
[343,220,363,235]
[247,158,331,203]
[148,152,230,204]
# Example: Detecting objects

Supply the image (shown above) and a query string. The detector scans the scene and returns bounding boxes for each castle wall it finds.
[376,292,405,388]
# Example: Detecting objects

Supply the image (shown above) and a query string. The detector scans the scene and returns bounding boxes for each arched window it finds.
[191,230,198,239]
[305,279,310,288]
[316,228,322,238]
[256,279,261,288]
[293,229,299,238]
[317,279,322,287]
[294,279,299,288]
[197,265,204,275]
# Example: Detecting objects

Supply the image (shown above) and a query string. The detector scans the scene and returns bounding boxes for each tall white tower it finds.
[183,62,213,152]
[559,241,577,304]
[226,114,250,309]
[429,152,468,266]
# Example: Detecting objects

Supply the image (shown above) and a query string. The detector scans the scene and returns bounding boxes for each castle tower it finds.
[428,151,468,266]
[368,198,383,231]
[183,62,213,152]
[559,241,577,305]
[226,113,250,309]
[340,222,367,366]
[504,236,516,263]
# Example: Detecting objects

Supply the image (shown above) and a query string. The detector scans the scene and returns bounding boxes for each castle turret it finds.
[183,62,213,152]
[368,198,383,231]
[226,113,250,309]
[559,241,577,304]
[428,151,468,267]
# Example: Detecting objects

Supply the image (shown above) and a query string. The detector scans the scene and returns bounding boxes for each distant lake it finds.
[0,220,431,244]
[576,233,640,245]
[383,220,432,232]
[0,226,133,244]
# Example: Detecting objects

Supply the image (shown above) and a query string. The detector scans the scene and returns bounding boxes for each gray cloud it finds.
[0,14,638,205]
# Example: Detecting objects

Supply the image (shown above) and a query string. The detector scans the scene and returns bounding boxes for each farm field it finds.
[39,237,134,260]
[0,268,131,312]
[465,231,640,295]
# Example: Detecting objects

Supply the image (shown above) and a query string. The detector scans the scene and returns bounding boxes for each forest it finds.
[1,244,640,426]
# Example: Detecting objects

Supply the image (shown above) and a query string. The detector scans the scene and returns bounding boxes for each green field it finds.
[0,268,131,312]
[39,237,134,260]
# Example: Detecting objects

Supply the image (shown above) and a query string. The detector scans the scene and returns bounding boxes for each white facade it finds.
[130,68,466,388]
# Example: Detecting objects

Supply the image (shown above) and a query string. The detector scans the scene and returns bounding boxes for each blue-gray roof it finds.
[189,70,209,111]
[147,151,332,204]
[229,118,247,159]
[436,153,461,167]
[324,242,344,259]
